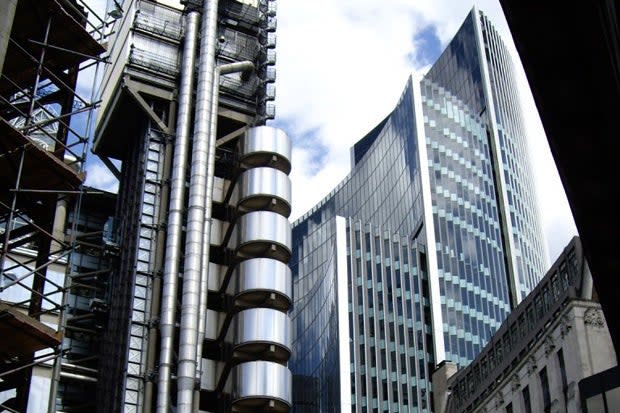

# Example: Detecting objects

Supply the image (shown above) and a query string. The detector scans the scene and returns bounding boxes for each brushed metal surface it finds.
[233,258,292,310]
[233,308,291,362]
[232,361,292,411]
[240,126,291,174]
[238,167,292,217]
[237,211,291,262]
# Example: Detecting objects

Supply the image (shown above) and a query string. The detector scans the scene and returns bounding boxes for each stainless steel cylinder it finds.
[237,211,291,262]
[157,10,199,413]
[232,361,292,413]
[176,0,220,411]
[232,257,292,311]
[233,308,291,362]
[238,167,292,217]
[239,126,292,174]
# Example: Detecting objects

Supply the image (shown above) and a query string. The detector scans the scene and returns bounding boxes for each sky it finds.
[82,0,578,263]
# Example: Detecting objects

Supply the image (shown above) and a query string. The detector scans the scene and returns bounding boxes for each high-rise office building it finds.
[290,8,547,412]
[56,0,293,412]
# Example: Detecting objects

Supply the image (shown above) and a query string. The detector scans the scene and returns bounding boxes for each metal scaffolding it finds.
[0,0,107,411]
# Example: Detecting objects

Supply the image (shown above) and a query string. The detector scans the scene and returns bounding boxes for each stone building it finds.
[434,237,619,413]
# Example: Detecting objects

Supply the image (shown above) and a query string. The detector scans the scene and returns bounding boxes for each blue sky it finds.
[82,0,577,262]
[410,25,443,66]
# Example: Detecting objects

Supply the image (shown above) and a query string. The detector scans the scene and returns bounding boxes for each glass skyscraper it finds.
[290,8,547,412]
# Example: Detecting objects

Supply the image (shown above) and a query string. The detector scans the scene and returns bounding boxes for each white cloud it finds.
[277,0,422,219]
[74,0,576,263]
[85,160,119,193]
[275,0,577,261]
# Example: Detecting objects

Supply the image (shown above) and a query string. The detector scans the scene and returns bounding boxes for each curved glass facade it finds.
[291,82,434,412]
[290,8,547,412]
[421,11,512,366]
[479,14,547,298]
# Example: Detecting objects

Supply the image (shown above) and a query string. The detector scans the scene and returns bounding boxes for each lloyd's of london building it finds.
[56,0,294,412]
[290,8,548,412]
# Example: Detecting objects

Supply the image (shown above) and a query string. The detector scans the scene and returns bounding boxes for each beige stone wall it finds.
[470,300,617,413]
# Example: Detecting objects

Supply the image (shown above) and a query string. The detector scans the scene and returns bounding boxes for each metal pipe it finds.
[194,210,212,412]
[0,351,59,379]
[0,149,25,276]
[67,313,95,323]
[0,249,71,292]
[193,60,255,411]
[7,38,90,107]
[0,402,19,413]
[176,0,219,410]
[156,10,199,413]
[194,66,220,411]
[59,371,97,383]
[61,363,98,375]
[26,15,52,126]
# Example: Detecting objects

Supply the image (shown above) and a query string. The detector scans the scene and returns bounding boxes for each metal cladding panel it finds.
[238,167,292,217]
[237,211,292,261]
[232,361,292,408]
[233,257,292,310]
[233,308,291,361]
[134,3,182,40]
[239,126,291,174]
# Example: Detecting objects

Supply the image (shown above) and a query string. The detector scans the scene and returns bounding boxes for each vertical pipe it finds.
[24,15,54,324]
[0,150,24,275]
[193,61,254,411]
[156,10,199,413]
[26,16,52,127]
[193,65,221,412]
[177,0,219,411]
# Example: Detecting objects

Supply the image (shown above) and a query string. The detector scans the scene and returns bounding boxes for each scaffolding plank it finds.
[0,0,106,98]
[0,118,83,193]
[0,302,61,359]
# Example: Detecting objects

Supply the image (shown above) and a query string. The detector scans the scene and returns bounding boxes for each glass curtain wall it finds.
[290,8,547,411]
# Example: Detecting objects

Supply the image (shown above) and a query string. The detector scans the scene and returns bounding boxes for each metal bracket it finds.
[97,155,121,180]
[123,83,172,135]
[216,125,248,148]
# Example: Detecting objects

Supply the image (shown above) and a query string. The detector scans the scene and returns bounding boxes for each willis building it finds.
[290,8,547,412]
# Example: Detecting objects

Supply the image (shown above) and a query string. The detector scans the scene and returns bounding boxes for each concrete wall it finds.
[433,362,458,413]
[0,0,18,76]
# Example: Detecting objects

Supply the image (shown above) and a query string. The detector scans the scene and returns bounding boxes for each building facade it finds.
[290,8,547,412]
[435,237,618,413]
[66,0,292,412]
